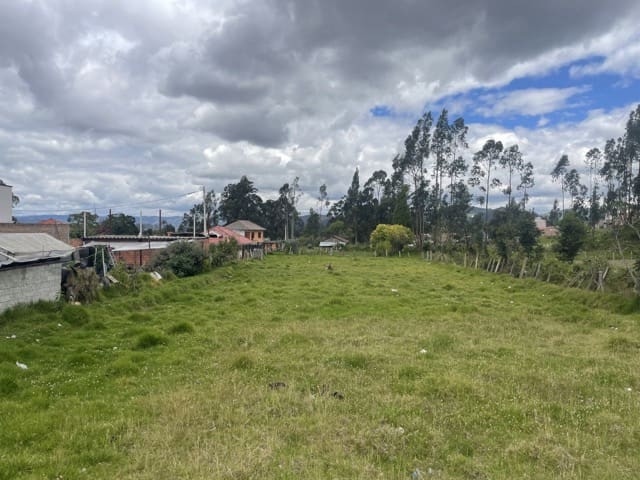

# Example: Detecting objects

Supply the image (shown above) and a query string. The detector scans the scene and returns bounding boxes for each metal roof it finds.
[225,220,266,231]
[0,233,74,266]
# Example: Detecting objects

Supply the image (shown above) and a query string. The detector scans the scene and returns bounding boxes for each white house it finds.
[0,181,12,223]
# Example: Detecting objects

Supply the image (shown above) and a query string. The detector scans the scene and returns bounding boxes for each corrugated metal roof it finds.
[0,233,74,266]
[225,220,266,231]
[84,240,172,252]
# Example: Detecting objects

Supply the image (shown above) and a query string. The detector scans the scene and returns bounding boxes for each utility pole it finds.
[159,209,162,235]
[139,211,143,237]
[83,211,87,238]
[203,186,207,236]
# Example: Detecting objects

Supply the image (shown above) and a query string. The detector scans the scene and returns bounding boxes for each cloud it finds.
[476,86,591,117]
[1,0,640,217]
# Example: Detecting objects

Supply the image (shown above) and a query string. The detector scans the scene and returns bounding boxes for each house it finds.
[0,233,74,312]
[0,181,12,223]
[535,217,547,231]
[225,220,266,243]
[208,225,264,259]
[319,235,349,249]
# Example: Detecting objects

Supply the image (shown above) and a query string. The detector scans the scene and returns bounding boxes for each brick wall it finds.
[0,223,71,244]
[113,249,157,269]
[0,261,62,313]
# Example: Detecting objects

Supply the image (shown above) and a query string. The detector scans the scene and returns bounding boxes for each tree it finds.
[486,203,540,260]
[317,184,330,216]
[565,168,587,216]
[99,213,138,235]
[343,168,362,243]
[395,111,432,250]
[391,184,412,227]
[499,144,524,207]
[585,148,603,230]
[303,208,322,239]
[551,154,570,217]
[555,211,587,262]
[548,199,561,226]
[68,212,99,238]
[178,190,219,234]
[370,224,414,256]
[518,161,535,208]
[469,139,504,239]
[219,176,263,225]
[431,109,451,244]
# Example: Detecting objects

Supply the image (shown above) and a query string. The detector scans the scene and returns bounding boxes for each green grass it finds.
[1,254,639,479]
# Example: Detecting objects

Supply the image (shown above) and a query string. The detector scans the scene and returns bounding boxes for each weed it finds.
[167,321,194,335]
[134,331,169,349]
[61,305,91,326]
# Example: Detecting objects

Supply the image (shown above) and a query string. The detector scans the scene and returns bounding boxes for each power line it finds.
[13,190,201,214]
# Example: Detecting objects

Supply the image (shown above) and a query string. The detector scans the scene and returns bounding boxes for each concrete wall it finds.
[0,261,62,313]
[0,223,70,244]
[0,184,11,223]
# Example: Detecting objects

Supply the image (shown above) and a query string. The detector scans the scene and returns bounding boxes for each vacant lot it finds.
[1,254,639,479]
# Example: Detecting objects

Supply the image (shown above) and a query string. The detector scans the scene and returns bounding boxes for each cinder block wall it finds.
[0,262,62,313]
[0,223,71,244]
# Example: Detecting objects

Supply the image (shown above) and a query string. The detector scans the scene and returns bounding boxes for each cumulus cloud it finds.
[476,87,590,117]
[1,0,639,216]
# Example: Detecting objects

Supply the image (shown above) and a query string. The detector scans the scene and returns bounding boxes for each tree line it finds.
[63,104,639,266]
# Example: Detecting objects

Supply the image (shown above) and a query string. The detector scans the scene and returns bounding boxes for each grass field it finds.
[1,254,639,479]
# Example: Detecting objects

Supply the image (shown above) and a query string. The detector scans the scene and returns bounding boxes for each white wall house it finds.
[0,182,12,223]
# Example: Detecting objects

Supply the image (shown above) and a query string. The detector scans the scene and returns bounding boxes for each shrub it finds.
[555,212,587,262]
[370,224,414,256]
[209,238,239,267]
[149,241,204,277]
[63,268,100,303]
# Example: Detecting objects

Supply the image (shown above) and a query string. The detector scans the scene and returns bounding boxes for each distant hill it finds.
[15,214,183,228]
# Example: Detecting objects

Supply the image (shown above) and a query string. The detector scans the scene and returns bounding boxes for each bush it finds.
[149,241,204,277]
[209,238,239,267]
[555,212,587,262]
[370,224,414,256]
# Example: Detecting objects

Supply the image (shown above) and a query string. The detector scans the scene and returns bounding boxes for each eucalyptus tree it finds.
[499,144,524,207]
[565,168,588,216]
[585,147,603,228]
[431,109,451,241]
[469,139,504,229]
[317,183,330,216]
[518,161,535,208]
[343,168,362,243]
[600,104,640,222]
[551,154,570,217]
[446,117,469,201]
[396,111,433,250]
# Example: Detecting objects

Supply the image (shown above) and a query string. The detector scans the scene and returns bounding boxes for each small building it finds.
[208,226,264,259]
[535,216,547,231]
[0,181,12,223]
[0,233,74,312]
[225,220,266,243]
[319,235,349,248]
[82,235,186,269]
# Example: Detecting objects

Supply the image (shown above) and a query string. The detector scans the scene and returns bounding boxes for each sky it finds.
[2,0,640,218]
